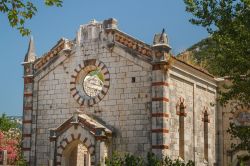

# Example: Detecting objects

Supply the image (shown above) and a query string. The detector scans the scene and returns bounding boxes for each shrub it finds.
[0,114,27,165]
[105,152,194,166]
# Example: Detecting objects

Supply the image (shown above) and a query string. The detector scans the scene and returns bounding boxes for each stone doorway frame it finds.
[61,139,92,166]
[49,113,112,166]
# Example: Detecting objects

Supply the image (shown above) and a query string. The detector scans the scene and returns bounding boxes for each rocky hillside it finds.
[177,37,217,76]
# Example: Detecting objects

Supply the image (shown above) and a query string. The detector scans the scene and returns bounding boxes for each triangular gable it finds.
[50,113,112,140]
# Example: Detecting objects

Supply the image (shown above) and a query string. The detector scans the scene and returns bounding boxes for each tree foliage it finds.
[227,122,250,153]
[0,0,63,36]
[0,114,17,131]
[183,0,250,158]
[0,114,27,165]
[183,0,250,105]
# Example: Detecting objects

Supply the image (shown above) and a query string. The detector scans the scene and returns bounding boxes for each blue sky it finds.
[0,0,208,116]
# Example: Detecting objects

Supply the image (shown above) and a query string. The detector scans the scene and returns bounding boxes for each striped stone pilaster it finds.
[22,65,34,164]
[151,64,170,158]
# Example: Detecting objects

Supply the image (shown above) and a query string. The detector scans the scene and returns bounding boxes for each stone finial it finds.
[103,18,118,29]
[152,29,172,64]
[24,36,36,63]
[153,29,171,51]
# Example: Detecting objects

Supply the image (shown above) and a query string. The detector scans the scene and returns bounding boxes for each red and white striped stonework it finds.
[22,66,34,164]
[151,63,171,157]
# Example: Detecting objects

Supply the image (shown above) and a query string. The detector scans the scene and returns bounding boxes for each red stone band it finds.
[24,77,33,84]
[23,120,32,124]
[152,144,169,149]
[95,135,107,140]
[152,129,169,133]
[152,113,169,118]
[152,82,169,87]
[152,97,169,102]
[24,92,33,97]
[24,106,32,110]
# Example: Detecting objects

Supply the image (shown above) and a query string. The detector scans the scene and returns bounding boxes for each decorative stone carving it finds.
[70,59,110,106]
[176,97,187,116]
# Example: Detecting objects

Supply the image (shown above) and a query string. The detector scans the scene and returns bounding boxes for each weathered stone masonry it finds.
[22,37,36,164]
[22,19,223,166]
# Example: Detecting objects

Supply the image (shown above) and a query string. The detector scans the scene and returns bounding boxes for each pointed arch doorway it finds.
[48,113,112,166]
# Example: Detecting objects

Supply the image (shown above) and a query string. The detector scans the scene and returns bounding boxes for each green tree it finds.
[0,0,63,36]
[183,0,250,156]
[0,113,17,131]
[183,0,250,106]
[0,114,26,165]
[146,153,161,166]
[124,154,144,166]
[105,152,124,166]
[227,123,250,153]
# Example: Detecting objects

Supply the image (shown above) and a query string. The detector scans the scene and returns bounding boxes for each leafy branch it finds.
[0,0,63,36]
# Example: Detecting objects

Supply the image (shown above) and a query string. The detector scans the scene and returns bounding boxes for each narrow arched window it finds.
[179,102,185,159]
[203,110,209,161]
[176,97,186,160]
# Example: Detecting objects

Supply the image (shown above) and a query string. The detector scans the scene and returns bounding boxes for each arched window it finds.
[203,110,210,161]
[176,97,186,160]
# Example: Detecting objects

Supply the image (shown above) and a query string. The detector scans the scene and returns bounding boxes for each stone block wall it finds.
[30,35,152,165]
[23,20,220,165]
[168,66,217,166]
[169,75,194,160]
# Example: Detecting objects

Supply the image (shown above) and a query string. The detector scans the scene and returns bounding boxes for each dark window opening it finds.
[132,77,136,83]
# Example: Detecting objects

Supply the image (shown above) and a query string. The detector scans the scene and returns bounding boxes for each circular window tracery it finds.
[70,59,110,106]
[83,70,104,97]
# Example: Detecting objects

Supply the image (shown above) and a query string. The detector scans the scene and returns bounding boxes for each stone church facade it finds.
[21,18,249,166]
